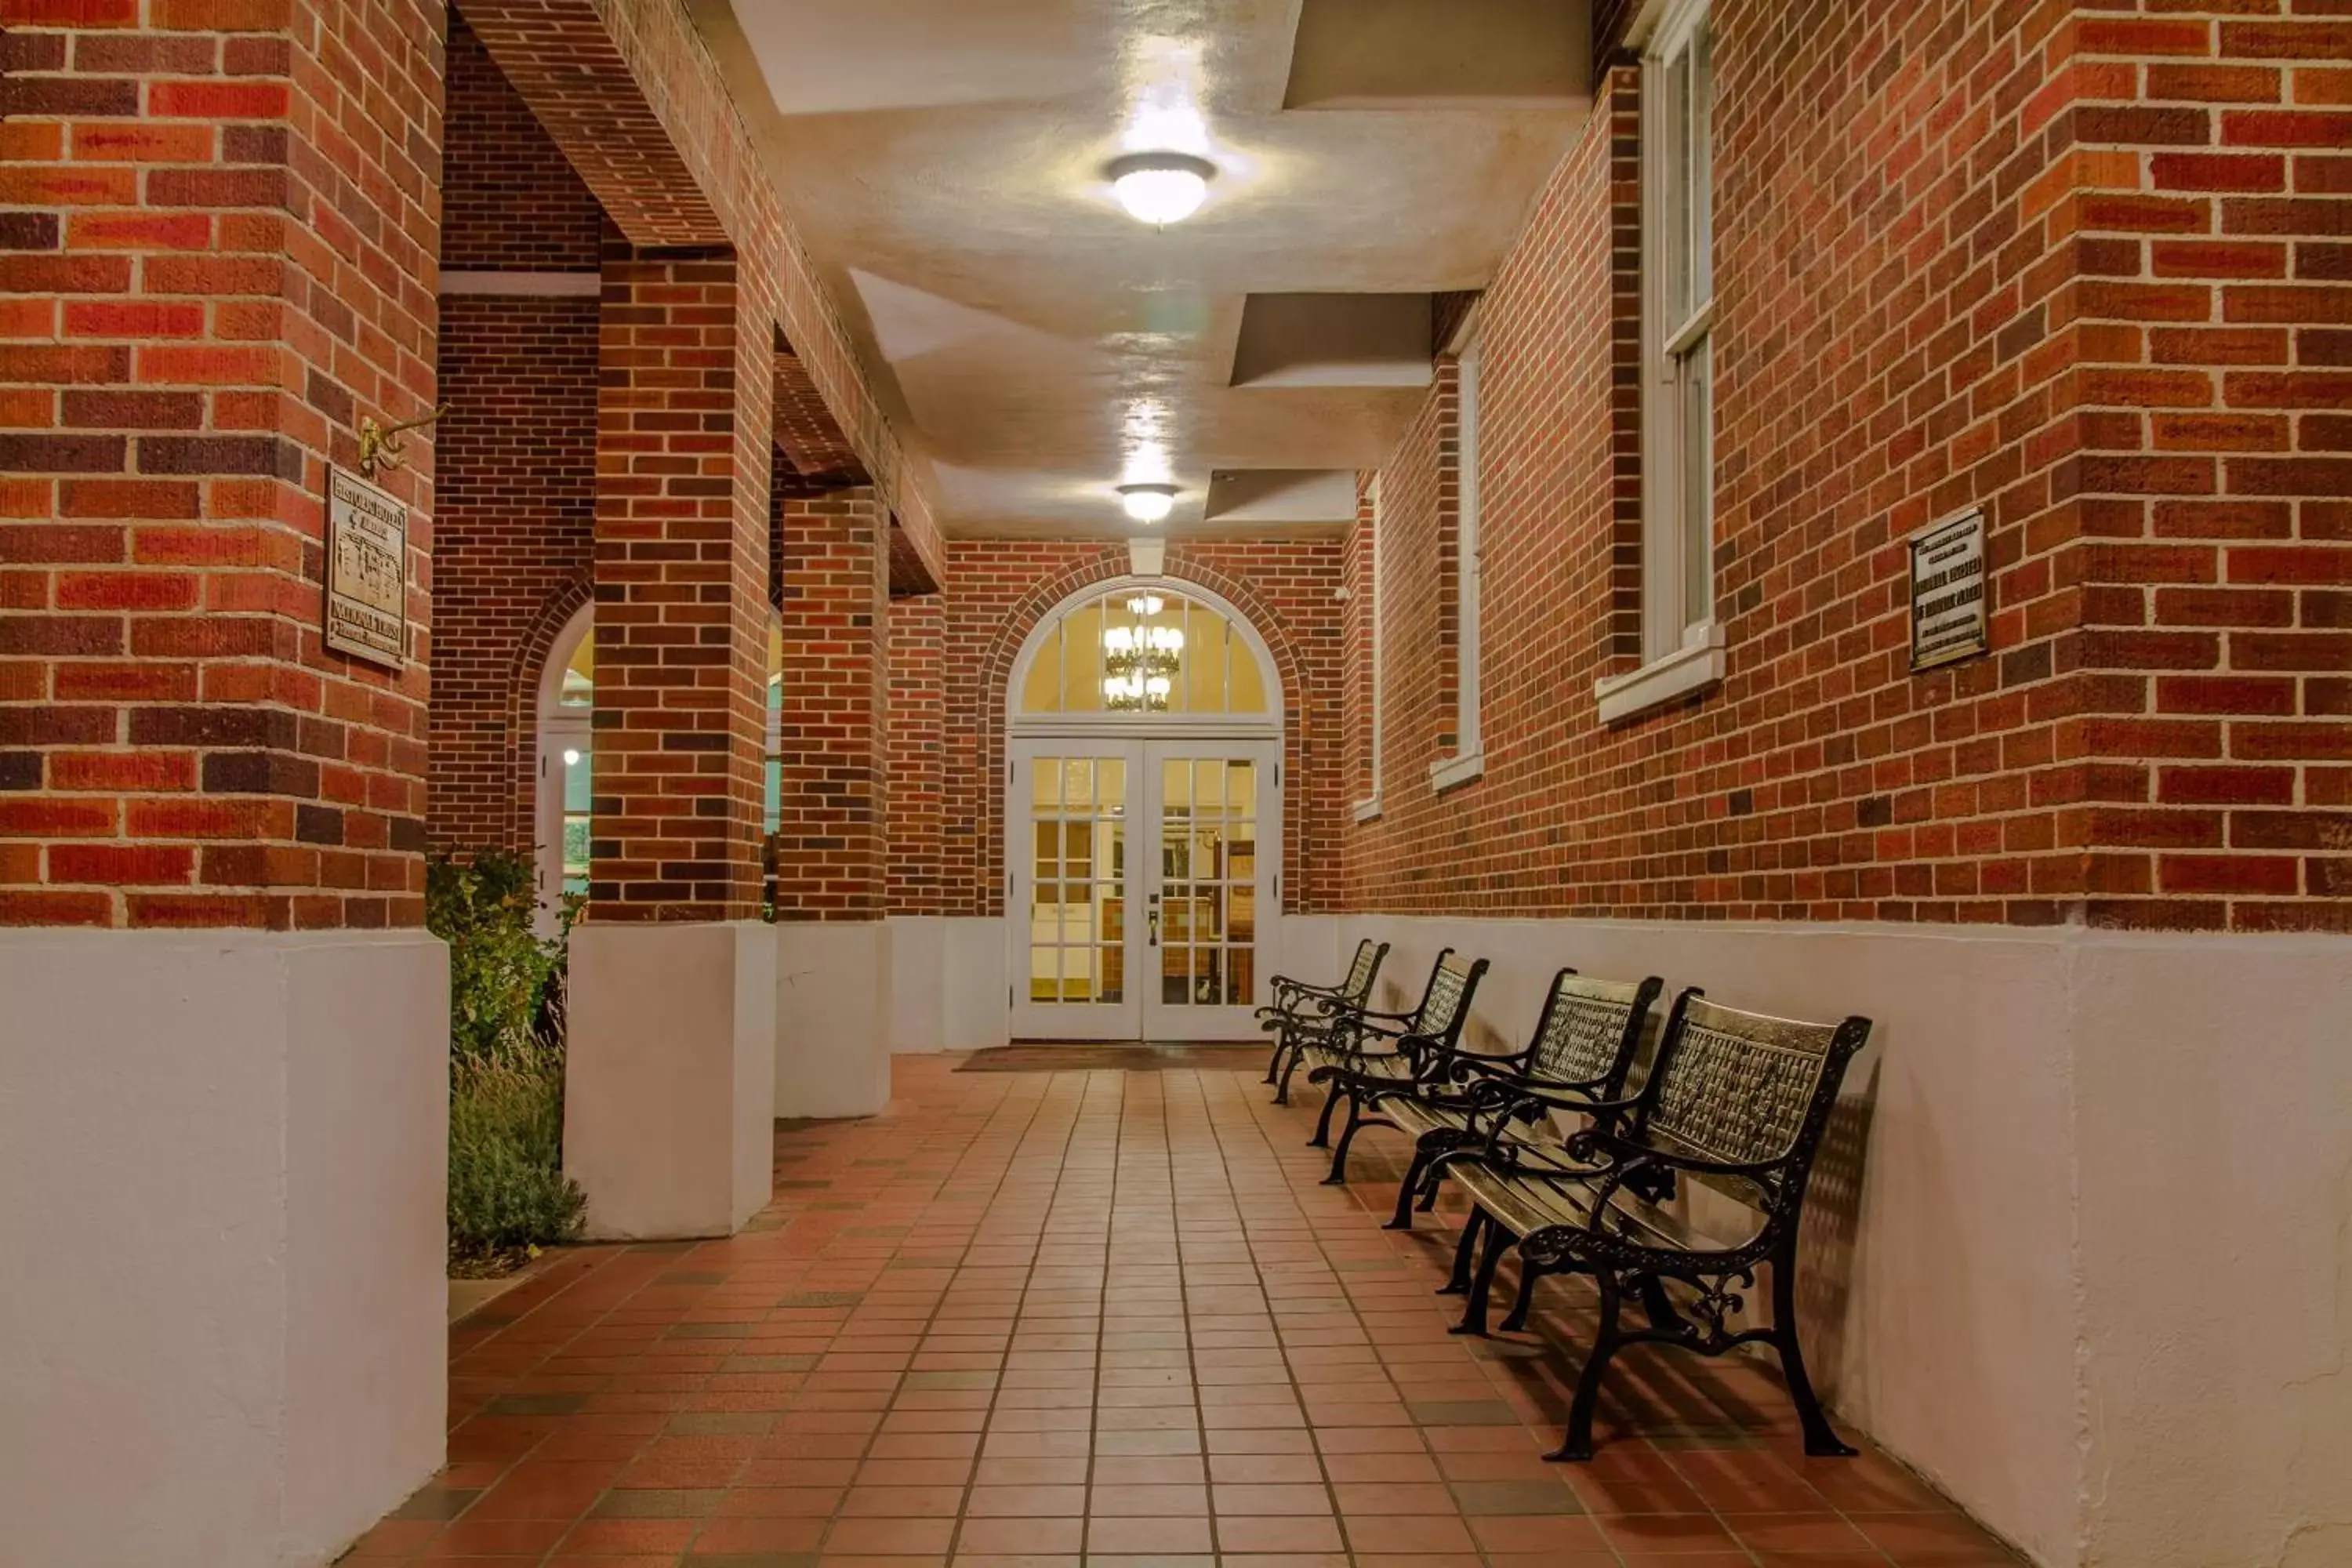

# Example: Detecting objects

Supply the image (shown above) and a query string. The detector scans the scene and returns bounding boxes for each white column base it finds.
[1337,914,2352,1568]
[886,915,947,1053]
[566,920,776,1240]
[775,919,892,1115]
[942,916,1011,1051]
[889,915,1013,1054]
[0,928,448,1568]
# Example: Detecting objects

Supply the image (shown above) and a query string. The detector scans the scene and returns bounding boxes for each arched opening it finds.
[1005,579,1283,1042]
[534,608,785,930]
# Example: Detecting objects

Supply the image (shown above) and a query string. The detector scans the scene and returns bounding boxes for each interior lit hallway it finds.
[353,1054,2016,1567]
[3,1,2347,1566]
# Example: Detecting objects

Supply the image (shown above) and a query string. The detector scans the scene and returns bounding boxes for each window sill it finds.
[1428,751,1485,793]
[1594,626,1726,724]
[1351,797,1384,824]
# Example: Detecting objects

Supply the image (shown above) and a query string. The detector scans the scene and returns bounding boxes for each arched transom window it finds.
[1017,586,1271,719]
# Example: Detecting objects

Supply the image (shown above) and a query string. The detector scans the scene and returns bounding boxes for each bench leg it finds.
[1637,1276,1680,1334]
[1438,1207,1485,1295]
[1274,1044,1307,1105]
[1551,1272,1624,1462]
[1450,1220,1512,1337]
[1772,1262,1856,1457]
[1319,1089,1367,1184]
[1307,1080,1343,1148]
[1383,1145,1430,1229]
[1261,1035,1283,1084]
[1498,1261,1539,1334]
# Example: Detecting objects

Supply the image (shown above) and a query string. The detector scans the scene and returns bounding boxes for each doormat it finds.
[956,1044,1270,1073]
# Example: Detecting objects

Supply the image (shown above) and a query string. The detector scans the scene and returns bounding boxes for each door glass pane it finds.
[1026,755,1128,1005]
[1015,590,1272,716]
[1064,603,1106,712]
[1155,753,1258,1011]
[1021,625,1064,713]
[560,633,593,708]
[561,746,591,899]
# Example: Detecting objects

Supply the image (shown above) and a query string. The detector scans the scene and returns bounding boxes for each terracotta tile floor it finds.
[346,1055,2023,1568]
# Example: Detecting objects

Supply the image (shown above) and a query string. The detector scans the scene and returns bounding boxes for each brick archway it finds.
[971,548,1315,920]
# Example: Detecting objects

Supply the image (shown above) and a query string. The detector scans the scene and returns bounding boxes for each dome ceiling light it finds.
[1117,482,1178,524]
[1106,151,1215,226]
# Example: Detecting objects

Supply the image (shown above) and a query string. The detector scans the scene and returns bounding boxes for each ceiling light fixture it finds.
[1107,151,1215,226]
[1117,482,1178,524]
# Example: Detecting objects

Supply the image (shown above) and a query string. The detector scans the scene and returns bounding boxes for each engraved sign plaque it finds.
[325,466,408,669]
[1908,507,1987,673]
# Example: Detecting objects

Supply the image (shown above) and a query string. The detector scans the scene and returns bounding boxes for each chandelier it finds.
[1102,595,1184,710]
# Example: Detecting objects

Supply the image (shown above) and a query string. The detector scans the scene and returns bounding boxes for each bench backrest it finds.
[1338,939,1388,1007]
[1526,969,1664,1094]
[1407,949,1488,1045]
[1635,991,1871,1216]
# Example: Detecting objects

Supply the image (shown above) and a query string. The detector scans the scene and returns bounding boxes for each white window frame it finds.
[1598,0,1725,724]
[1432,328,1485,792]
[1352,474,1386,822]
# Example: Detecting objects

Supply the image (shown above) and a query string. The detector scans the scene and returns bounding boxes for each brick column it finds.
[766,487,892,1109]
[590,252,772,920]
[772,487,887,919]
[0,0,438,931]
[0,1,449,1559]
[885,591,945,916]
[564,252,779,1237]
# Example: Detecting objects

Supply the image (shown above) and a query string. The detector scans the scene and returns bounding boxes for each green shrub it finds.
[429,851,585,1268]
[448,1047,585,1260]
[428,848,563,1064]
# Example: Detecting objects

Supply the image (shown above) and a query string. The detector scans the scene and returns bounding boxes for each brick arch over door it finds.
[504,574,595,852]
[944,541,1344,921]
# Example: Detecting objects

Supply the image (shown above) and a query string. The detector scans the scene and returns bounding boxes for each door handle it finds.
[1148,908,1160,946]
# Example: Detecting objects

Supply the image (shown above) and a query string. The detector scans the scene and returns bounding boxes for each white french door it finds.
[1009,735,1280,1041]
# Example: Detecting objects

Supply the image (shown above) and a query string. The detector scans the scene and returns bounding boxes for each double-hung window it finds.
[1352,475,1386,822]
[1432,330,1483,790]
[1599,0,1722,722]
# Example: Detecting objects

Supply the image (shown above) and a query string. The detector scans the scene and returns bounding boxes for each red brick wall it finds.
[428,294,595,853]
[426,17,601,855]
[924,539,1345,921]
[885,591,944,916]
[1339,2,2350,935]
[2063,6,2350,931]
[0,0,444,929]
[454,0,945,576]
[771,488,886,920]
[441,15,601,270]
[589,252,771,920]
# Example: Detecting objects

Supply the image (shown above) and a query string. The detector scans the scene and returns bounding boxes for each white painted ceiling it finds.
[695,0,1591,535]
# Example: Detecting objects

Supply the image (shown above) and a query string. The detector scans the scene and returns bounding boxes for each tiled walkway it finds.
[347,1057,2020,1567]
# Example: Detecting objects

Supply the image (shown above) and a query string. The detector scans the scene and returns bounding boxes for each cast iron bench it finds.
[1257,937,1388,1089]
[1291,949,1488,1173]
[1376,968,1663,1226]
[1443,988,1871,1462]
[1267,945,1464,1109]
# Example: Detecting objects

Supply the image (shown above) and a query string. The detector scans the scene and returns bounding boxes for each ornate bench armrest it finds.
[1565,1124,1784,1181]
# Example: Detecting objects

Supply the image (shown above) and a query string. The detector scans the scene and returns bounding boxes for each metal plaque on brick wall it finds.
[1908,507,1988,673]
[325,466,408,670]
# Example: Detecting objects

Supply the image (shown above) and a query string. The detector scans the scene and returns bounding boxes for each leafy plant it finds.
[428,848,564,1063]
[448,1047,584,1261]
[428,851,586,1269]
